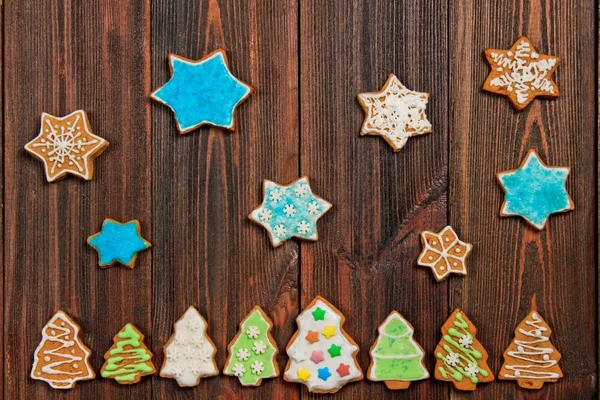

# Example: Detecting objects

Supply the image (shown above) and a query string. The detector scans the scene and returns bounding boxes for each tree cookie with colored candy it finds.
[483,37,560,110]
[160,306,219,387]
[357,74,432,152]
[434,309,494,391]
[499,296,562,389]
[367,311,429,389]
[151,49,253,133]
[496,150,573,230]
[101,323,156,384]
[417,226,472,282]
[24,110,109,182]
[87,218,151,268]
[223,306,279,386]
[249,176,332,247]
[31,310,95,389]
[284,296,363,394]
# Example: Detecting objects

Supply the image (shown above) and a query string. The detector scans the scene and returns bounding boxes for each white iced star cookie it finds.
[249,177,332,247]
[357,74,432,152]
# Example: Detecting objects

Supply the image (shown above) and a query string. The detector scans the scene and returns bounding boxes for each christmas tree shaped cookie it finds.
[160,306,219,387]
[284,296,363,394]
[223,306,279,386]
[499,297,562,389]
[101,323,156,384]
[367,311,429,389]
[31,310,95,389]
[434,309,494,391]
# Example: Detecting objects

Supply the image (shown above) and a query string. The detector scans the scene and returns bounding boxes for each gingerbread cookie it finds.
[284,296,363,394]
[367,311,429,389]
[24,110,109,182]
[31,310,95,389]
[499,297,562,389]
[357,74,432,152]
[151,49,253,133]
[483,37,560,110]
[101,323,156,384]
[223,306,279,386]
[160,306,219,387]
[497,150,573,230]
[434,309,494,391]
[87,218,151,268]
[417,226,472,281]
[249,177,332,247]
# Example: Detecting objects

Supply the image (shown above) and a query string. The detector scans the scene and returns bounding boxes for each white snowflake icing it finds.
[184,348,203,360]
[294,184,309,197]
[236,348,251,361]
[252,341,267,354]
[258,208,273,222]
[189,360,205,375]
[170,364,186,378]
[166,346,182,361]
[296,220,311,235]
[273,224,287,238]
[283,204,297,217]
[199,350,212,364]
[189,336,206,348]
[184,318,203,332]
[246,325,261,339]
[458,334,473,348]
[307,201,320,215]
[489,40,558,105]
[445,352,460,367]
[251,361,264,375]
[232,363,246,377]
[173,333,191,346]
[269,189,284,203]
[465,363,479,377]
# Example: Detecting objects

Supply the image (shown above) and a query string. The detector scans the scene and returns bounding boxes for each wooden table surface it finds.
[2,0,597,398]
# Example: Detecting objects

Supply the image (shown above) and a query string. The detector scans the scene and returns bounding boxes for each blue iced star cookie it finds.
[150,49,252,133]
[87,219,151,268]
[249,177,332,247]
[497,150,573,230]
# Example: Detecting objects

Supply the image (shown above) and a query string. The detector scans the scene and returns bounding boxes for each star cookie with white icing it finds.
[417,226,472,282]
[483,37,560,110]
[357,74,432,152]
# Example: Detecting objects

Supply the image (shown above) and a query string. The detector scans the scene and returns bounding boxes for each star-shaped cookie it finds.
[151,49,253,133]
[483,37,560,110]
[497,150,573,230]
[249,177,332,247]
[87,219,151,268]
[417,226,472,282]
[357,74,432,152]
[24,110,109,182]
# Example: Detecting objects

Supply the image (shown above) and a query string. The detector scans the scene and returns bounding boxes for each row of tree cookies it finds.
[31,296,561,394]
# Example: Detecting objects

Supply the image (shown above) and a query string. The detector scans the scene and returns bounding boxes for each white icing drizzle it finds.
[40,322,83,376]
[503,312,560,380]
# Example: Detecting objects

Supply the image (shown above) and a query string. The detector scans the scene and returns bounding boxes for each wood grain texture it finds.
[3,0,152,398]
[150,0,299,399]
[449,0,597,398]
[299,0,449,398]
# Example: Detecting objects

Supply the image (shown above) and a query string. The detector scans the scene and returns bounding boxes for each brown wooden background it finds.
[2,0,597,398]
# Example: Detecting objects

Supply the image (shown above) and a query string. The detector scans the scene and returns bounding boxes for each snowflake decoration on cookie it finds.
[497,150,573,230]
[357,74,432,152]
[445,352,460,367]
[483,37,560,110]
[252,341,267,354]
[251,361,265,375]
[417,226,472,282]
[24,110,109,182]
[249,177,332,247]
[246,326,261,339]
[236,348,251,361]
[465,363,480,377]
[459,335,473,348]
[232,363,246,377]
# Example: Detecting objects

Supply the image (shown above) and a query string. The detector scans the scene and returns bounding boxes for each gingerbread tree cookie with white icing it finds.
[499,297,562,389]
[31,310,95,389]
[160,306,218,387]
[223,306,279,386]
[284,296,363,394]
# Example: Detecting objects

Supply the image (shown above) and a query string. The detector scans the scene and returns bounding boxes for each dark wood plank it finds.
[4,0,152,398]
[300,1,448,398]
[449,0,597,398]
[0,0,4,396]
[150,0,299,398]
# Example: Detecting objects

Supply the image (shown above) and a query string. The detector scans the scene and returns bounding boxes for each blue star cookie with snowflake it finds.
[249,177,332,247]
[497,150,573,230]
[87,219,151,268]
[151,49,252,134]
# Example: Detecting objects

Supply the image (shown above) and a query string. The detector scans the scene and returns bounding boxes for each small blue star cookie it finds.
[249,177,332,247]
[151,49,252,134]
[497,150,574,230]
[87,219,151,268]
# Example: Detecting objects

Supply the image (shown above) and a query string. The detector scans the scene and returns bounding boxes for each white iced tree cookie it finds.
[160,306,218,386]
